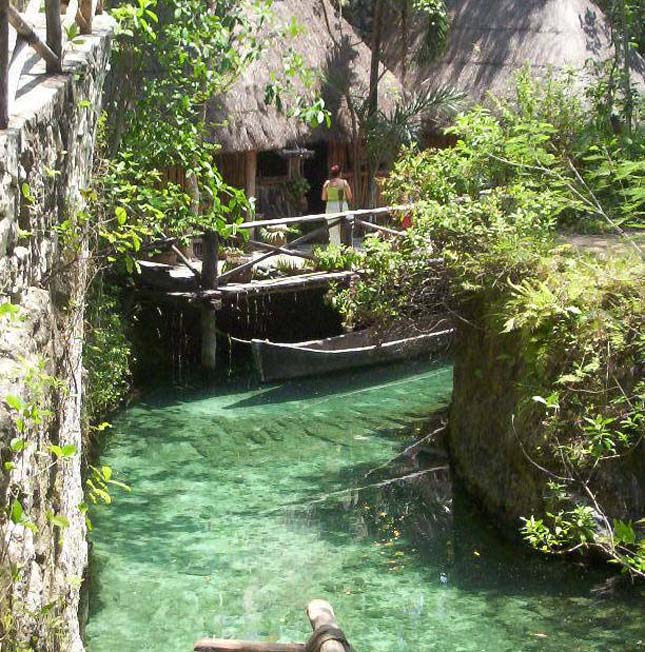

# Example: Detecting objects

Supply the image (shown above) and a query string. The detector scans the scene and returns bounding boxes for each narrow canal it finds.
[85,360,644,652]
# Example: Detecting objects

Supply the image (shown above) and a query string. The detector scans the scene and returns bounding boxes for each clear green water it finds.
[86,361,644,652]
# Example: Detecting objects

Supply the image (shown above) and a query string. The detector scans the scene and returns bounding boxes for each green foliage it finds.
[411,0,448,62]
[0,360,86,649]
[265,34,333,127]
[83,281,131,422]
[87,0,263,273]
[328,70,645,576]
[285,177,310,202]
[388,68,644,231]
[312,243,362,273]
[86,465,131,507]
[259,223,299,245]
[328,233,447,329]
[361,85,464,174]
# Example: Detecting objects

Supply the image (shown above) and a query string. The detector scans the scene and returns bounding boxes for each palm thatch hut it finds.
[381,0,644,144]
[206,0,401,215]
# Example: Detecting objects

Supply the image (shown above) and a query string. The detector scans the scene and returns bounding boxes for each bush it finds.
[83,281,131,422]
[327,70,645,576]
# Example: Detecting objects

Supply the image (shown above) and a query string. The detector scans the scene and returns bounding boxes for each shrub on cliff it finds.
[83,282,131,423]
[329,70,644,576]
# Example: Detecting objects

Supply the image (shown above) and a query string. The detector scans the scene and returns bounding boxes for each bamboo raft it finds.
[195,600,350,652]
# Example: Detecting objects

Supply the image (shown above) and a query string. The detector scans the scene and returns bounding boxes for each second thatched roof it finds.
[382,0,645,104]
[207,0,401,154]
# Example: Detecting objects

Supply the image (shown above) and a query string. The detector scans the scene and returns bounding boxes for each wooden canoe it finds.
[251,327,454,383]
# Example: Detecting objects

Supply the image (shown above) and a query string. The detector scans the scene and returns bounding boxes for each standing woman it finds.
[322,164,353,245]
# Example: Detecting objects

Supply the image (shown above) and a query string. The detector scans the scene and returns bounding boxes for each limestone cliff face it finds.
[448,302,644,538]
[447,304,545,534]
[0,19,113,652]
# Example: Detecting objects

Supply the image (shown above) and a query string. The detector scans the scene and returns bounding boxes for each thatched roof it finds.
[382,0,645,104]
[206,0,401,153]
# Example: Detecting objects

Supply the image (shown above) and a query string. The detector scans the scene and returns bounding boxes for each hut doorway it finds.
[304,141,327,215]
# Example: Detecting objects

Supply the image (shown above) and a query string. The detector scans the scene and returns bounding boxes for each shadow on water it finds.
[133,356,450,412]
[222,358,451,409]
[297,454,641,601]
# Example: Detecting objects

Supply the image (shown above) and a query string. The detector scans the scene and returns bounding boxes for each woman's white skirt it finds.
[326,200,349,245]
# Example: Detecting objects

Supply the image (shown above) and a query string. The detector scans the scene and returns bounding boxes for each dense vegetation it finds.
[326,68,644,576]
[82,0,644,577]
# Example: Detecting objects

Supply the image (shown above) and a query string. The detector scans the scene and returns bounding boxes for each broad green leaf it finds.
[48,513,70,529]
[10,438,26,452]
[10,499,23,524]
[5,395,23,411]
[61,444,78,458]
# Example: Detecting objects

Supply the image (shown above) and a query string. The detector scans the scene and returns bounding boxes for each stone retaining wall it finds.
[0,18,113,652]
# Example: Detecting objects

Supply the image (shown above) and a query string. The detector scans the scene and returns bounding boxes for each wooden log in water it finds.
[306,600,347,652]
[194,599,349,652]
[194,641,305,652]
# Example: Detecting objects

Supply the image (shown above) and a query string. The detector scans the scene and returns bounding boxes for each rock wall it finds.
[448,302,644,536]
[0,18,113,652]
[447,305,545,533]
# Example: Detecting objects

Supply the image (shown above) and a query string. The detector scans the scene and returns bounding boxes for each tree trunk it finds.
[617,0,633,134]
[0,0,9,129]
[401,0,409,90]
[367,0,384,117]
[366,0,384,208]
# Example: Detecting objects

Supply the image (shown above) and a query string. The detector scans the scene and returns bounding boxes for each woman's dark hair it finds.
[330,164,341,177]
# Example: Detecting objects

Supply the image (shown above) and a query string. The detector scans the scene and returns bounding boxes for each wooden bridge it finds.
[140,205,410,300]
[136,205,411,368]
[195,599,350,652]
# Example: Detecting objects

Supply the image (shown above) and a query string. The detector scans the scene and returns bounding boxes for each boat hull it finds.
[251,329,453,382]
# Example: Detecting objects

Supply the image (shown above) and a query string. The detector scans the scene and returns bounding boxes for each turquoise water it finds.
[86,361,644,652]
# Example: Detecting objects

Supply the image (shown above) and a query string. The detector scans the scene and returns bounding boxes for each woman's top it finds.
[323,180,350,213]
[326,184,346,203]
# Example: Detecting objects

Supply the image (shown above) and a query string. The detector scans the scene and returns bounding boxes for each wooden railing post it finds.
[79,0,92,34]
[202,230,219,290]
[45,0,62,73]
[0,0,8,129]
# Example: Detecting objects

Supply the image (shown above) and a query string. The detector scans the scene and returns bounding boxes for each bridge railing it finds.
[0,0,101,129]
[214,204,412,287]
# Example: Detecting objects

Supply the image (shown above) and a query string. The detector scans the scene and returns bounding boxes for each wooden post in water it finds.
[200,230,219,370]
[0,0,8,129]
[306,600,347,652]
